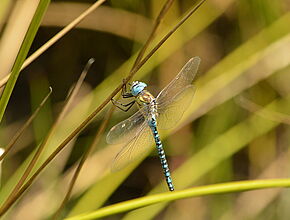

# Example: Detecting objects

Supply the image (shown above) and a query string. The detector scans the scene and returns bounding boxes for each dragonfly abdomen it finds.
[148,115,174,191]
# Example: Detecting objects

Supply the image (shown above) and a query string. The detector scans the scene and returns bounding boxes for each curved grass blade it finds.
[65,179,290,220]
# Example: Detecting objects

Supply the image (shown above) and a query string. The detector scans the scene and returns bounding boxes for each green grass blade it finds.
[0,0,50,123]
[65,179,290,220]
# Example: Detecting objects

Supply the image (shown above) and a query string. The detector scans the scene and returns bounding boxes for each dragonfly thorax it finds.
[136,90,156,106]
[131,81,156,114]
[136,89,158,124]
[130,81,147,96]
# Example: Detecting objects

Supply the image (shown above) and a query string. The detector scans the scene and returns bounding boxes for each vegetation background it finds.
[0,0,290,219]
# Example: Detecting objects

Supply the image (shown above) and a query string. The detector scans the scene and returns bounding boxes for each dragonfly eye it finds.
[130,81,147,96]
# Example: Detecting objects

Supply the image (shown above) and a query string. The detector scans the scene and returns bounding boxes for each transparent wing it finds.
[157,85,195,129]
[111,124,154,171]
[156,57,200,129]
[156,57,200,104]
[106,106,149,145]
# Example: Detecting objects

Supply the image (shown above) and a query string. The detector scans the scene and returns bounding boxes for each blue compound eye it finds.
[130,81,147,96]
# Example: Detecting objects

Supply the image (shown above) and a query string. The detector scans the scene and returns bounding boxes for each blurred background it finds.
[0,0,290,219]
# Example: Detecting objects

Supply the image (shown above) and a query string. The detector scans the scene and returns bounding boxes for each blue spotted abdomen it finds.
[148,114,174,191]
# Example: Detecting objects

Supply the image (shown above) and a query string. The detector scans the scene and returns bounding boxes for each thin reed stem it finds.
[0,59,94,216]
[0,87,52,161]
[132,0,174,69]
[52,107,114,220]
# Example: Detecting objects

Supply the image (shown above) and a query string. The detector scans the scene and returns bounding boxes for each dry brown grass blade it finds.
[0,0,106,88]
[43,3,151,43]
[0,87,52,162]
[0,59,94,216]
[57,58,95,123]
[52,107,115,220]
[132,0,174,69]
[0,0,207,215]
[125,0,206,80]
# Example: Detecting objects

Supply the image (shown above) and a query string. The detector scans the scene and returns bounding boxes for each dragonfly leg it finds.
[111,99,135,112]
[122,93,133,98]
[121,80,134,98]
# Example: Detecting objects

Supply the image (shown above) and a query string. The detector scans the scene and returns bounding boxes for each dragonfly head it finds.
[130,81,147,96]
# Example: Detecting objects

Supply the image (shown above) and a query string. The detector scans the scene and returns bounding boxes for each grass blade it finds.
[0,0,50,123]
[66,179,290,220]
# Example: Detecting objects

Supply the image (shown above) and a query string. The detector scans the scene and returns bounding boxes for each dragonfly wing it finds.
[106,106,149,145]
[155,57,200,129]
[157,85,195,129]
[111,124,154,171]
[156,57,200,104]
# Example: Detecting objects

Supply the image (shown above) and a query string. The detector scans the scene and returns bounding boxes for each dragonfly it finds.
[107,57,201,191]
